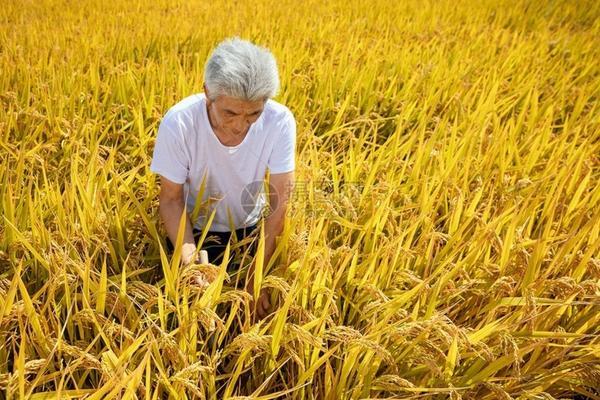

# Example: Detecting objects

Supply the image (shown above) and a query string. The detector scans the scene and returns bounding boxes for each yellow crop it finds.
[1,0,599,398]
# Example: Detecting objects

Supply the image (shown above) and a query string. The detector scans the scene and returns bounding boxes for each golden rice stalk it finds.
[45,338,102,371]
[223,332,272,358]
[371,374,416,390]
[73,309,135,342]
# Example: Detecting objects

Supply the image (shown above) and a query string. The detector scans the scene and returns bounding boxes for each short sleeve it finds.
[149,118,190,184]
[267,111,296,174]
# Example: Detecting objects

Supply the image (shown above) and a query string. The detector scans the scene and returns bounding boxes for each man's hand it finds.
[246,281,271,320]
[182,250,217,290]
[254,287,271,319]
[181,242,198,266]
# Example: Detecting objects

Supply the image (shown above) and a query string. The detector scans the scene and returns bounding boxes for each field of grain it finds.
[1,0,599,398]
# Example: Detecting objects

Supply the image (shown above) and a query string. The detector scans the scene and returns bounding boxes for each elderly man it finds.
[150,38,296,317]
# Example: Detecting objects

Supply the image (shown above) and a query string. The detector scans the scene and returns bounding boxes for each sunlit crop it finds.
[1,0,599,398]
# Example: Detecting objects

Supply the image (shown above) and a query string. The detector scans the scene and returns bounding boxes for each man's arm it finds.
[263,171,294,267]
[245,171,294,318]
[158,176,197,265]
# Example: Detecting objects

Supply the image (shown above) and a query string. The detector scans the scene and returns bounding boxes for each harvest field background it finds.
[1,0,599,398]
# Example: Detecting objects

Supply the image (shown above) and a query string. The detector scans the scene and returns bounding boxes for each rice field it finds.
[1,0,599,398]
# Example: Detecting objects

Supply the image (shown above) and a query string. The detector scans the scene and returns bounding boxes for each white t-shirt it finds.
[150,93,296,232]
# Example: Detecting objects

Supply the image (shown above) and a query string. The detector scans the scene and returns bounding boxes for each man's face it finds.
[205,90,266,142]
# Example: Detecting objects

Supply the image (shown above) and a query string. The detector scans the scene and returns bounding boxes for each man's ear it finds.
[204,83,212,104]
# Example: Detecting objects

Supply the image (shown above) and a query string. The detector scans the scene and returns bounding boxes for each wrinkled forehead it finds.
[216,95,266,114]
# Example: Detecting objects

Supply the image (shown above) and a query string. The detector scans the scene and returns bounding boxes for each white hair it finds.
[204,37,280,101]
